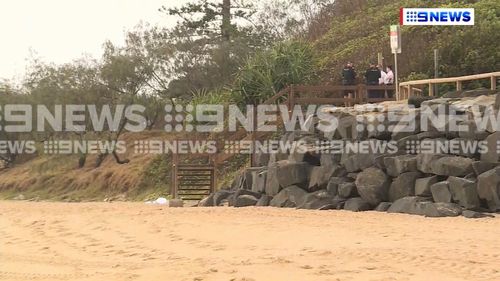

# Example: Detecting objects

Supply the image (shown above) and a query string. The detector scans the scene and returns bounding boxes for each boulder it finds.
[228,189,262,206]
[355,167,391,206]
[213,190,233,206]
[422,202,462,218]
[462,210,494,219]
[344,197,372,212]
[256,195,273,207]
[276,161,312,189]
[336,115,360,140]
[341,153,376,173]
[384,155,418,177]
[252,170,267,194]
[415,176,439,197]
[375,202,392,212]
[477,167,500,211]
[320,153,341,168]
[338,182,358,198]
[481,132,500,163]
[198,194,215,207]
[458,120,490,141]
[265,164,280,196]
[431,156,474,177]
[270,185,307,208]
[388,196,430,215]
[389,172,422,202]
[308,165,338,191]
[417,153,446,174]
[234,195,259,207]
[448,176,480,210]
[326,177,351,196]
[430,181,452,203]
[472,161,498,176]
[298,190,339,210]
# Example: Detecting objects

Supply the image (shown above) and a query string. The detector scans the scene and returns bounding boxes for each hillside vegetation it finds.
[314,0,499,86]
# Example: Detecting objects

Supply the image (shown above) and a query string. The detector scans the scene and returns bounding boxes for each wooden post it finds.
[210,156,217,194]
[406,85,411,99]
[456,81,463,91]
[428,83,434,97]
[251,104,257,167]
[492,75,497,90]
[172,153,179,199]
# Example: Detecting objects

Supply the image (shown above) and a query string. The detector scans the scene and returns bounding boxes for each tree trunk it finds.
[221,0,231,78]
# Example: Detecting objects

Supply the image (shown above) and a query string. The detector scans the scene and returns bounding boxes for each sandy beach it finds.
[0,201,499,281]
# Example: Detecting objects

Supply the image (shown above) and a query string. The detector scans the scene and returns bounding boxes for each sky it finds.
[0,0,186,81]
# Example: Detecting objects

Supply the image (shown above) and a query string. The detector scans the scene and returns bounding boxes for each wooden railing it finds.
[398,71,500,100]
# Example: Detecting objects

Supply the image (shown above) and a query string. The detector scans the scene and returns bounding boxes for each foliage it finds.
[234,40,318,104]
[136,155,172,198]
[313,0,500,83]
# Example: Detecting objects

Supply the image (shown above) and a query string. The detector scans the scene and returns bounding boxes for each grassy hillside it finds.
[313,0,500,86]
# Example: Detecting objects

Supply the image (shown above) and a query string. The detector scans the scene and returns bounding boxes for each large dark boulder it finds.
[415,176,439,197]
[387,196,430,215]
[417,153,446,174]
[481,132,500,163]
[270,185,307,208]
[198,194,215,207]
[430,156,474,177]
[462,210,495,219]
[344,197,372,212]
[430,181,452,203]
[234,195,259,207]
[375,202,392,212]
[276,161,312,189]
[251,169,267,194]
[256,195,273,207]
[422,202,462,217]
[341,153,376,173]
[213,190,233,206]
[477,167,500,211]
[472,161,498,176]
[338,182,358,198]
[265,164,280,196]
[228,189,262,206]
[384,155,418,177]
[355,167,391,206]
[389,172,422,202]
[448,176,480,210]
[326,177,351,196]
[308,165,341,191]
[298,190,339,210]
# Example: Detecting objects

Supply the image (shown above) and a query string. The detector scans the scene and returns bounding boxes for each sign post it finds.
[390,25,402,99]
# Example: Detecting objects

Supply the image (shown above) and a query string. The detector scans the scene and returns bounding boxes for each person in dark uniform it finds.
[342,62,356,98]
[365,63,381,98]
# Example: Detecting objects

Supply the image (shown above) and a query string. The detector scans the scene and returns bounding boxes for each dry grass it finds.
[0,131,248,201]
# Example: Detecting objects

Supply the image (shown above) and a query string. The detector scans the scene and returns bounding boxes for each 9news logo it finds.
[400,8,474,26]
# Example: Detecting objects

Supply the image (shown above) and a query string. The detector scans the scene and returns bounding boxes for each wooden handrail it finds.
[398,71,499,100]
[399,72,500,86]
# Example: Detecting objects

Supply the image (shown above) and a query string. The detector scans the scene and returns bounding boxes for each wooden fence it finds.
[398,71,500,100]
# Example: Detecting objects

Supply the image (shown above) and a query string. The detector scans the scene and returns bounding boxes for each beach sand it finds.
[0,201,499,281]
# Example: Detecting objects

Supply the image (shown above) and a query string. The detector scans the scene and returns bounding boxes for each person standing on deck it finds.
[385,65,395,98]
[342,62,357,98]
[365,63,381,98]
